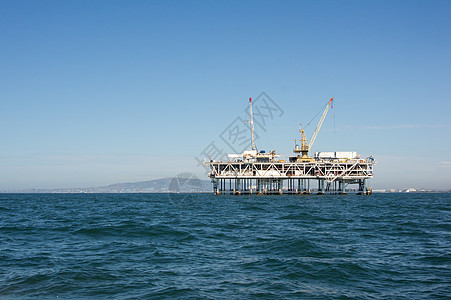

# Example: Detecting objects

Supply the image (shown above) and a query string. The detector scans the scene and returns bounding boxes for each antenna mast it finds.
[249,97,255,150]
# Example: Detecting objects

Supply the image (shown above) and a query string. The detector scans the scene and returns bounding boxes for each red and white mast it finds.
[249,97,255,150]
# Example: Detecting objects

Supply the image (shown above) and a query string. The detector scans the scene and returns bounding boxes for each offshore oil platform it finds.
[205,97,375,195]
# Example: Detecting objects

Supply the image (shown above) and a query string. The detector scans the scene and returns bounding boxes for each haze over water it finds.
[0,193,449,298]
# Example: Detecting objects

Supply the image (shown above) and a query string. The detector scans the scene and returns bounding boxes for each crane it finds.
[293,97,334,162]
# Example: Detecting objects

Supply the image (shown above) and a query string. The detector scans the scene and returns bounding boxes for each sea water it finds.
[0,193,449,299]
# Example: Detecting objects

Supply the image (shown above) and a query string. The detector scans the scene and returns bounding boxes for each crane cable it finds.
[263,130,275,152]
[303,98,336,143]
[334,101,336,134]
[304,101,329,129]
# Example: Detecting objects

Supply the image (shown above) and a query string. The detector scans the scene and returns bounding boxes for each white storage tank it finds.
[335,152,357,159]
[314,151,358,159]
[314,152,336,159]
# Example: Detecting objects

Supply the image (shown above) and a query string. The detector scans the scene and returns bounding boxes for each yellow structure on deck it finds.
[294,97,334,162]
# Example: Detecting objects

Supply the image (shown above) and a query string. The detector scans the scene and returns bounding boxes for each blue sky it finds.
[1,0,450,190]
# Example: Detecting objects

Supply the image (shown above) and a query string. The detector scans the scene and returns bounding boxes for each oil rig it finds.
[205,97,375,195]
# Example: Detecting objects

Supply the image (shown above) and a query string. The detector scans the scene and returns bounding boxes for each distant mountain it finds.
[3,177,212,193]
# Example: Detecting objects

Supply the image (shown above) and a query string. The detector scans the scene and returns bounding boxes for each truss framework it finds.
[204,159,374,195]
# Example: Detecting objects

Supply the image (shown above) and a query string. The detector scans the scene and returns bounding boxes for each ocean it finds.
[0,193,449,299]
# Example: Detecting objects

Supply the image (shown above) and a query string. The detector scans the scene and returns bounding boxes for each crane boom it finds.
[293,97,334,161]
[308,97,334,149]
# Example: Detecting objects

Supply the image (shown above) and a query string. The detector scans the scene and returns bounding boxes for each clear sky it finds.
[1,0,450,190]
